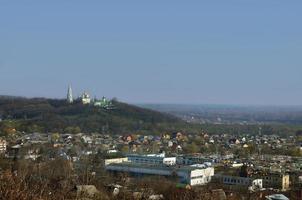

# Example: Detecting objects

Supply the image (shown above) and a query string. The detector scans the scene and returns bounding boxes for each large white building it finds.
[106,162,214,186]
[106,153,214,186]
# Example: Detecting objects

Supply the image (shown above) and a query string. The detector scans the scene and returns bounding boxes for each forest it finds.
[0,96,301,136]
[0,96,182,134]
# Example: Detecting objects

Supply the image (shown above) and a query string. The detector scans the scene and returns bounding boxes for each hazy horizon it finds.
[1,1,302,105]
[3,93,302,107]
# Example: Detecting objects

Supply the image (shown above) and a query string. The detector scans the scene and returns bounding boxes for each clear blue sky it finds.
[0,1,301,105]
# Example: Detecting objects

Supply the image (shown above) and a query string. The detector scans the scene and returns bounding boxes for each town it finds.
[0,87,301,199]
[1,1,301,199]
[1,118,302,199]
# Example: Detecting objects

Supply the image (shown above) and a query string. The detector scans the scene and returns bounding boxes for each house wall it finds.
[215,175,262,189]
[0,140,7,152]
[163,157,176,165]
[190,168,214,186]
[258,174,290,191]
[104,158,128,166]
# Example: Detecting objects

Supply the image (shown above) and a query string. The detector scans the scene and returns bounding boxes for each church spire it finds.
[67,85,73,103]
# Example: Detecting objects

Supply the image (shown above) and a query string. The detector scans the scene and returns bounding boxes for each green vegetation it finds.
[0,96,183,134]
[0,96,302,136]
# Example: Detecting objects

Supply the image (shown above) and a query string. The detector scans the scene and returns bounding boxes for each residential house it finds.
[0,139,7,153]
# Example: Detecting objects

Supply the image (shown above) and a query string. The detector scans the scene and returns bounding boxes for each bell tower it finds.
[67,85,73,103]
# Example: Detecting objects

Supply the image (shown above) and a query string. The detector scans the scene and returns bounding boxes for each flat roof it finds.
[106,162,211,173]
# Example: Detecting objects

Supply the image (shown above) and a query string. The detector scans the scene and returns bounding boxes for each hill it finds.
[0,97,182,134]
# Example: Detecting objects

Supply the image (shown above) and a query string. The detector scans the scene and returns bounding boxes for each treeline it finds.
[0,97,183,134]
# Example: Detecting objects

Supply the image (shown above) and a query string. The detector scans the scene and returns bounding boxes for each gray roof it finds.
[106,162,209,173]
[265,194,289,200]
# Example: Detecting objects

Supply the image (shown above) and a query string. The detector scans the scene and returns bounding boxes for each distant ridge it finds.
[139,103,302,124]
[0,95,27,100]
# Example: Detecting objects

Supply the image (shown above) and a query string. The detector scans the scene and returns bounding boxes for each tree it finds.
[64,126,81,134]
[121,145,130,154]
[51,133,60,143]
[185,142,199,154]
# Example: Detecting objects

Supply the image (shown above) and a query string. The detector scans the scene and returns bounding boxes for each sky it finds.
[0,1,301,105]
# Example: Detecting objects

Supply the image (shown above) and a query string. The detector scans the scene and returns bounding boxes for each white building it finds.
[107,149,118,154]
[81,92,91,105]
[106,162,214,186]
[67,85,73,103]
[127,153,176,166]
[104,157,128,166]
[81,135,93,144]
